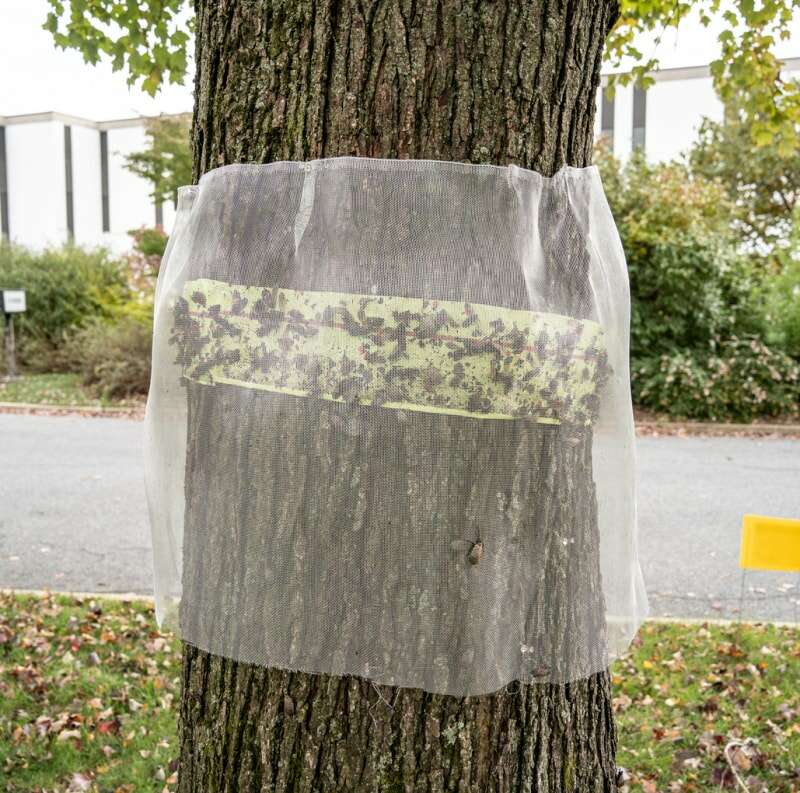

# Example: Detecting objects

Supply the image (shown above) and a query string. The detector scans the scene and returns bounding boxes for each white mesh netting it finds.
[145,157,647,696]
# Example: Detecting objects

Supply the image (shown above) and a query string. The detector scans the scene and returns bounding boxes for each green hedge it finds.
[759,249,800,362]
[3,198,798,419]
[0,242,154,398]
[62,315,152,400]
[599,149,799,422]
[632,338,800,422]
[0,243,129,369]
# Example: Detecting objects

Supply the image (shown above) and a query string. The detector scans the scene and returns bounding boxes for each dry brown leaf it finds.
[730,745,752,771]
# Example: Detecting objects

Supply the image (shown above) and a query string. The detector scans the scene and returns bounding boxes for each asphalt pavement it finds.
[1,413,798,621]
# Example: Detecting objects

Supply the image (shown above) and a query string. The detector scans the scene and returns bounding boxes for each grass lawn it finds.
[1,593,798,792]
[0,374,142,408]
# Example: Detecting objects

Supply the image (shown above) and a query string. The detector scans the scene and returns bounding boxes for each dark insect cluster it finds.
[172,280,611,427]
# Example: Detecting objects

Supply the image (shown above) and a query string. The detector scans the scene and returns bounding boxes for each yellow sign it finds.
[740,514,800,572]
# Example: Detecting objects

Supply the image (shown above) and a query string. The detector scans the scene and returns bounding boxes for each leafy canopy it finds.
[606,1,800,154]
[44,0,800,153]
[43,0,800,151]
[43,0,191,96]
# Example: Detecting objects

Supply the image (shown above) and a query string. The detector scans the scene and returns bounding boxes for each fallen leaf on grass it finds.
[68,772,93,792]
[672,749,703,772]
[97,718,121,735]
[613,693,633,711]
[729,745,752,772]
[711,765,736,789]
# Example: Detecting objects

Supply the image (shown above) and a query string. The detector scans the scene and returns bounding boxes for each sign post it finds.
[1,289,26,380]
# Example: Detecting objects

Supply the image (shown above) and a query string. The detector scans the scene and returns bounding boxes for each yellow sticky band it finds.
[173,278,608,425]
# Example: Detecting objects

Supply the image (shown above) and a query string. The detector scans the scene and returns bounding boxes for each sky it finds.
[1,0,193,120]
[1,0,799,122]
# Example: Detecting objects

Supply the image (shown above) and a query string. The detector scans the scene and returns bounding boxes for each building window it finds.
[632,85,647,152]
[64,125,74,238]
[0,126,8,239]
[600,88,614,146]
[100,130,110,232]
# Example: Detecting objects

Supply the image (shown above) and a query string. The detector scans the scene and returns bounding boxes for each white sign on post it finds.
[1,290,26,313]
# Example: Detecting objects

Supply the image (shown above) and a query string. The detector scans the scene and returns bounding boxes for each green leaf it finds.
[605,2,800,152]
[42,0,190,94]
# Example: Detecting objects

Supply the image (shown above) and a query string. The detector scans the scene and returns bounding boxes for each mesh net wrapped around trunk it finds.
[145,157,647,696]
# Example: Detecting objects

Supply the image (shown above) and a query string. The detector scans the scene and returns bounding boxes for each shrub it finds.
[596,146,799,421]
[130,226,168,259]
[626,232,760,360]
[758,225,800,361]
[632,338,800,422]
[597,149,761,361]
[0,243,129,367]
[17,332,80,374]
[64,316,152,400]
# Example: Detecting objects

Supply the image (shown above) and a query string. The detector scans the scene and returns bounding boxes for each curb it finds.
[645,615,798,629]
[3,589,796,627]
[1,588,153,602]
[636,420,800,437]
[0,401,143,416]
[1,401,799,435]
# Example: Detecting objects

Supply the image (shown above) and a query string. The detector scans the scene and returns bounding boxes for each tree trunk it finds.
[179,2,621,791]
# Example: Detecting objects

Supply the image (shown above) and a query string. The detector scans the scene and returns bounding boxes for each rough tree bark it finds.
[179,2,621,791]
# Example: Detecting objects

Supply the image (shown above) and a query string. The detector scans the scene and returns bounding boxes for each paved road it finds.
[638,433,799,622]
[1,414,798,621]
[0,415,149,595]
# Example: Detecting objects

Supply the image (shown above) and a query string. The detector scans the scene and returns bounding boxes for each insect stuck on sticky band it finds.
[468,540,484,566]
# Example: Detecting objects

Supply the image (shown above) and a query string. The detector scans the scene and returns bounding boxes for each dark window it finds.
[155,200,163,227]
[64,125,74,238]
[100,130,110,232]
[632,85,647,152]
[600,88,614,145]
[0,126,8,238]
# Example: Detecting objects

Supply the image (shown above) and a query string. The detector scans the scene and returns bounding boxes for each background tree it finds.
[690,98,800,256]
[604,1,800,154]
[125,114,193,210]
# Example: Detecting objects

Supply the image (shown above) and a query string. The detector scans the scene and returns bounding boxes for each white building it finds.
[1,56,798,253]
[0,111,181,253]
[595,57,800,161]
